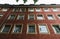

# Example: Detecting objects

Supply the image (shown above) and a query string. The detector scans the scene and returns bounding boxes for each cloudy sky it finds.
[0,0,60,5]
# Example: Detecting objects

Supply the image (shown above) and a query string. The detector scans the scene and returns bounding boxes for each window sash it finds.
[28,25,35,33]
[37,15,44,20]
[2,8,8,11]
[47,15,54,20]
[36,8,41,12]
[1,25,11,32]
[53,25,60,33]
[20,8,26,12]
[39,25,48,33]
[28,8,34,12]
[13,25,22,33]
[17,15,24,20]
[8,15,15,19]
[28,15,34,20]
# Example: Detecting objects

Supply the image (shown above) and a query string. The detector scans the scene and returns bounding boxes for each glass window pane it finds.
[8,15,15,19]
[58,15,60,19]
[39,24,48,33]
[28,25,35,33]
[28,15,34,20]
[20,8,26,12]
[0,14,3,18]
[52,8,58,12]
[36,8,41,12]
[28,8,34,12]
[2,8,8,11]
[2,25,11,32]
[13,8,19,12]
[47,15,54,20]
[17,15,24,20]
[37,15,44,20]
[43,8,49,12]
[53,25,60,33]
[13,25,22,33]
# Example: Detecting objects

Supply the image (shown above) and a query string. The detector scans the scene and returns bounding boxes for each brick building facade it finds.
[0,4,60,39]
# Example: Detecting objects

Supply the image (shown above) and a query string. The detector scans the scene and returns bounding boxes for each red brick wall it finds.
[0,7,60,39]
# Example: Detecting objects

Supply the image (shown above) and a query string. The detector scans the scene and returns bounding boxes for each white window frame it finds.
[12,24,23,33]
[35,8,41,12]
[28,14,35,20]
[37,14,44,20]
[52,24,60,34]
[43,8,50,12]
[0,14,3,18]
[20,8,26,12]
[52,8,59,12]
[8,14,15,20]
[17,14,24,20]
[38,24,49,34]
[0,24,11,33]
[57,14,60,19]
[2,8,8,11]
[28,8,34,12]
[12,8,19,12]
[27,24,37,34]
[47,14,55,20]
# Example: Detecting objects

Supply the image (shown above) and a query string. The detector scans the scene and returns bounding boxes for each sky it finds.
[0,0,60,5]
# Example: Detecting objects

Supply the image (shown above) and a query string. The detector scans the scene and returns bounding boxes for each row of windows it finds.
[0,14,60,20]
[0,24,60,34]
[0,8,60,12]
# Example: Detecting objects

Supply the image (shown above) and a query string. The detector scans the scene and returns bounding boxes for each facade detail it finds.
[0,4,60,39]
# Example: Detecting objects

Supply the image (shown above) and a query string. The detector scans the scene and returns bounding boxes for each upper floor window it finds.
[8,15,15,20]
[57,14,60,19]
[2,8,8,11]
[12,24,22,33]
[0,8,1,9]
[20,8,26,12]
[17,14,24,20]
[28,8,34,12]
[37,14,44,20]
[47,15,54,20]
[35,8,41,12]
[27,24,36,34]
[12,8,19,12]
[52,24,60,34]
[52,8,58,12]
[43,8,50,12]
[0,25,11,33]
[28,14,35,20]
[39,24,49,34]
[0,14,3,18]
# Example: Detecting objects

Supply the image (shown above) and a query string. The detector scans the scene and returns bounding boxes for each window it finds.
[0,25,11,33]
[0,8,1,9]
[12,24,22,33]
[52,25,60,34]
[8,15,15,20]
[27,24,36,34]
[12,8,19,12]
[0,14,3,18]
[28,14,35,20]
[43,8,50,12]
[17,14,24,20]
[2,8,8,11]
[20,8,26,12]
[57,14,60,19]
[52,8,58,12]
[35,8,41,12]
[28,8,34,12]
[37,15,44,20]
[39,24,49,34]
[47,15,54,20]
